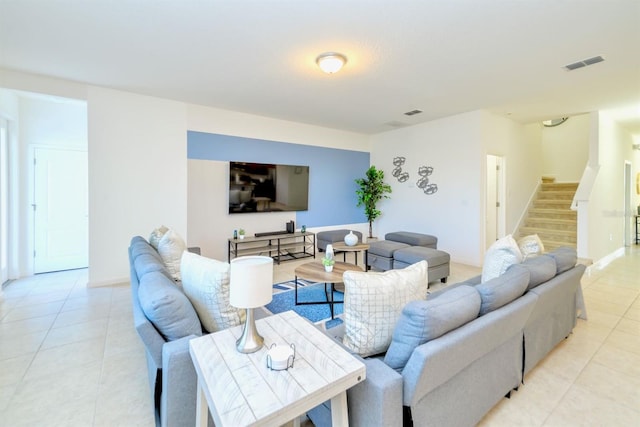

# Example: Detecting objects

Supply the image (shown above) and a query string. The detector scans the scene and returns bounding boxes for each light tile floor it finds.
[0,248,638,426]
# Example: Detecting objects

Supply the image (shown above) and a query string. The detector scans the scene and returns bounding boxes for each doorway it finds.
[624,161,631,246]
[32,146,88,273]
[486,155,506,249]
[1,118,8,285]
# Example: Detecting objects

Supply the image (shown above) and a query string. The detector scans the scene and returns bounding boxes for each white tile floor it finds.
[0,248,638,426]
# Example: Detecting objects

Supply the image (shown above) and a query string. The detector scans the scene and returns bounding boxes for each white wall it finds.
[186,104,370,261]
[87,87,188,286]
[587,113,638,262]
[482,112,542,236]
[370,111,485,265]
[370,110,542,267]
[541,114,590,182]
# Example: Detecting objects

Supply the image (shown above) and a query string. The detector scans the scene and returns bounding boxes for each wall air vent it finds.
[404,109,423,116]
[564,55,604,71]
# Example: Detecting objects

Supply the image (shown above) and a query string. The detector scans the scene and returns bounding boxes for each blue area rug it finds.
[266,283,344,326]
[272,278,315,291]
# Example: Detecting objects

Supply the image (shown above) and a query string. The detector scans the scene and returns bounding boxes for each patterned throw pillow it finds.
[342,261,430,357]
[481,234,523,282]
[149,225,169,249]
[518,234,545,260]
[157,228,187,282]
[180,251,245,333]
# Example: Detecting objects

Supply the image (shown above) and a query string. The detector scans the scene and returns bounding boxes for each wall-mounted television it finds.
[229,161,310,214]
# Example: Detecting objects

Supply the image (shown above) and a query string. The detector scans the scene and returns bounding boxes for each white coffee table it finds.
[189,310,366,426]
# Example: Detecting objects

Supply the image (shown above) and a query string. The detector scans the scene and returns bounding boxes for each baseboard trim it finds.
[87,277,129,288]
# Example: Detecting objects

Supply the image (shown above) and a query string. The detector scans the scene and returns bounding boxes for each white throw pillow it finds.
[518,234,545,260]
[342,261,430,357]
[481,234,523,282]
[157,228,187,281]
[180,251,244,333]
[149,225,169,249]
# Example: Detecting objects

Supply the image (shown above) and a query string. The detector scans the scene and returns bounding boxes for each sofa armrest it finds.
[348,357,403,427]
[161,335,199,427]
[307,356,402,427]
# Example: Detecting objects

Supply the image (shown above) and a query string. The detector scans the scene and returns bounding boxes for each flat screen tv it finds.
[229,161,310,214]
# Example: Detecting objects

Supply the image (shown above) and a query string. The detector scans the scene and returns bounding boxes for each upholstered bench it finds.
[385,231,437,248]
[393,246,450,283]
[317,229,363,251]
[367,240,410,271]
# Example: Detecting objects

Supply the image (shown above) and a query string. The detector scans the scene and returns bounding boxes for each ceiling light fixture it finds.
[316,52,347,74]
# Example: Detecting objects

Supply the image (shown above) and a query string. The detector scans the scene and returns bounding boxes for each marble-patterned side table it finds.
[189,310,366,426]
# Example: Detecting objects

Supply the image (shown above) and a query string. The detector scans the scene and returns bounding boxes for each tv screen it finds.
[229,161,310,214]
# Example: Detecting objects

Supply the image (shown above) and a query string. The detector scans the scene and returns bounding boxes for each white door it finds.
[0,119,8,285]
[486,155,505,249]
[33,147,88,273]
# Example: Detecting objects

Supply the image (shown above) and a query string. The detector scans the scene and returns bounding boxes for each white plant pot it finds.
[324,265,333,272]
[239,235,245,240]
[344,231,358,246]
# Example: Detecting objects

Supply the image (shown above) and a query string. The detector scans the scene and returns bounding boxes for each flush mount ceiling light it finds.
[316,52,347,74]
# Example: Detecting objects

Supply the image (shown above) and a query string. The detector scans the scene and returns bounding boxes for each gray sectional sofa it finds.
[308,247,586,427]
[129,236,268,427]
[129,236,203,427]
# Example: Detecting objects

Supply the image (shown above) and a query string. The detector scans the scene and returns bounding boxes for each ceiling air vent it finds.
[564,55,604,71]
[404,109,423,116]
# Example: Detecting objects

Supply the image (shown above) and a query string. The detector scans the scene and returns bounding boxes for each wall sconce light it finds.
[316,52,347,74]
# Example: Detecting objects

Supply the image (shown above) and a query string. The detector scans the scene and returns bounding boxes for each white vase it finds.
[344,231,358,246]
[324,264,333,272]
[325,244,334,260]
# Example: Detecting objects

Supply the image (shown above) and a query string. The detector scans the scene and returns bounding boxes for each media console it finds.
[228,232,316,264]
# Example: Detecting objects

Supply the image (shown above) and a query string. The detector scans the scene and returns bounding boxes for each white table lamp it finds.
[230,256,274,353]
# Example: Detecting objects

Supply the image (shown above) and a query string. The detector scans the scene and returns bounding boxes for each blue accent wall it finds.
[187,131,369,227]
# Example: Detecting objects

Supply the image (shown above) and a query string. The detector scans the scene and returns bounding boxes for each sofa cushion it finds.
[548,247,577,274]
[342,261,429,357]
[521,254,557,289]
[157,228,187,282]
[138,270,202,341]
[481,234,523,282]
[475,264,530,315]
[134,252,168,278]
[384,285,481,372]
[149,225,169,249]
[518,234,545,260]
[180,251,245,333]
[130,237,162,262]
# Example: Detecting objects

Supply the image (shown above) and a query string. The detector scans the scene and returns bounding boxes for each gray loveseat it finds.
[308,247,586,427]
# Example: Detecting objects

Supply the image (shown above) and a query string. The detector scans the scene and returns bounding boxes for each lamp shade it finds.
[230,256,273,308]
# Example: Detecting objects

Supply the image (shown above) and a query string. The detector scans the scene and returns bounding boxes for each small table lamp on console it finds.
[230,256,274,353]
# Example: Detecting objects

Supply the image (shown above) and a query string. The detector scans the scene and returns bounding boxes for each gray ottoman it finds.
[386,231,437,249]
[393,246,450,283]
[367,240,410,271]
[317,229,363,252]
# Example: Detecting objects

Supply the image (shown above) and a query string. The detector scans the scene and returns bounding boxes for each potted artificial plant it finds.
[238,229,246,239]
[355,165,392,239]
[322,256,335,272]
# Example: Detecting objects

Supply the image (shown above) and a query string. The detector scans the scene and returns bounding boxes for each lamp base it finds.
[236,308,264,353]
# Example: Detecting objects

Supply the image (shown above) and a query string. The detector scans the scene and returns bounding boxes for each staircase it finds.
[517,178,578,252]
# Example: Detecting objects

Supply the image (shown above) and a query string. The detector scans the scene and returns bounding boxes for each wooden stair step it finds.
[524,218,577,231]
[528,208,577,220]
[541,183,579,191]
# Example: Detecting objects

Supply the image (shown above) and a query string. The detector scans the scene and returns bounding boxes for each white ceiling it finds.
[1,0,639,135]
